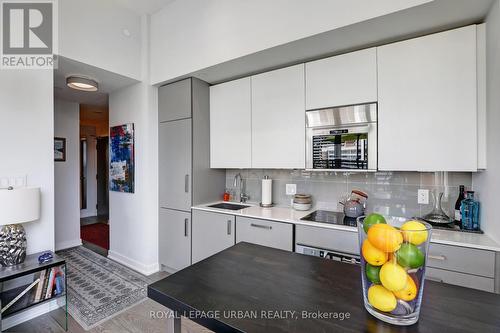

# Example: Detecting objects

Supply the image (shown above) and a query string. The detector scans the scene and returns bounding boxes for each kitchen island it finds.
[148,242,500,333]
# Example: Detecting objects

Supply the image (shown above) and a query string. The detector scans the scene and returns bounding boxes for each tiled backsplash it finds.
[225,170,473,219]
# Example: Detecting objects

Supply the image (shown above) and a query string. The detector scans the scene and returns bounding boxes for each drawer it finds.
[427,243,495,278]
[236,217,293,251]
[426,267,495,293]
[296,225,359,255]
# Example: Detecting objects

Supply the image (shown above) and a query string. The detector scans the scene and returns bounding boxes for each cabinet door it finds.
[159,208,191,271]
[251,64,305,169]
[236,217,293,251]
[159,119,192,211]
[210,78,252,168]
[306,48,377,110]
[192,210,235,264]
[378,26,477,171]
[159,78,191,122]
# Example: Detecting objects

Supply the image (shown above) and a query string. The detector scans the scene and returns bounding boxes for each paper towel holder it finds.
[260,175,274,208]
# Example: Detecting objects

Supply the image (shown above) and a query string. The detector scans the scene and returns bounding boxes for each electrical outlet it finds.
[418,189,429,205]
[286,184,297,195]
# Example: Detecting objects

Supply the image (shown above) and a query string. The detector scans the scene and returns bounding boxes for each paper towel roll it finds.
[261,178,273,205]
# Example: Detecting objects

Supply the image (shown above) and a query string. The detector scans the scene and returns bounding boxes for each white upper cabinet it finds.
[210,77,252,168]
[251,64,306,169]
[306,48,377,110]
[377,26,478,171]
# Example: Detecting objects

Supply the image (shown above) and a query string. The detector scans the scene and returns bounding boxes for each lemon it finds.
[393,275,418,301]
[367,224,403,253]
[380,262,408,291]
[401,220,428,245]
[368,285,397,312]
[362,239,388,266]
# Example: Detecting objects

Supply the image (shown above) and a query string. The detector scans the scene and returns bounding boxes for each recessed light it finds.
[66,76,98,92]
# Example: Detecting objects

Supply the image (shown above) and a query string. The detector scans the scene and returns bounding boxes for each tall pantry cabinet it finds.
[158,78,225,272]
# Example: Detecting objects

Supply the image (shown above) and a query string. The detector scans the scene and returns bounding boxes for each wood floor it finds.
[6,268,212,332]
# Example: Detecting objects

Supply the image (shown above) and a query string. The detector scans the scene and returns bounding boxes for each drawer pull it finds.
[427,276,444,283]
[428,254,447,261]
[250,223,272,230]
[184,218,189,237]
[227,220,232,235]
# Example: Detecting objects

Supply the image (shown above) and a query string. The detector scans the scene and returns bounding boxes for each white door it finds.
[306,47,377,110]
[210,78,252,168]
[251,64,306,168]
[377,25,477,171]
[192,210,235,264]
[159,208,191,271]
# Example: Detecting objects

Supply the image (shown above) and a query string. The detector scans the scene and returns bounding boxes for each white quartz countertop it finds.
[192,202,500,252]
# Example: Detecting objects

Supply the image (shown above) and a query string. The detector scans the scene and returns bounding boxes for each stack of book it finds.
[0,265,65,316]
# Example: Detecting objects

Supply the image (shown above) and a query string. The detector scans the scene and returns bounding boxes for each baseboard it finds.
[3,298,59,330]
[55,238,82,251]
[108,250,160,276]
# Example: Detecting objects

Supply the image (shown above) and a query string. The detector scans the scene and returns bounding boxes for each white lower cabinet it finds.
[236,217,293,251]
[192,210,235,264]
[159,208,191,272]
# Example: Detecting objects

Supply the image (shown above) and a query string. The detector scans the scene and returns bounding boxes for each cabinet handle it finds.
[227,220,232,235]
[250,223,272,230]
[184,218,189,237]
[184,175,189,193]
[428,254,446,261]
[427,276,444,283]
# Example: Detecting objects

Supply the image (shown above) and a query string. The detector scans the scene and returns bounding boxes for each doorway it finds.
[80,105,109,256]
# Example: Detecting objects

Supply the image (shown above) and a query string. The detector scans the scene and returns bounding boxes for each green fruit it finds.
[396,243,425,269]
[366,263,381,284]
[363,213,387,233]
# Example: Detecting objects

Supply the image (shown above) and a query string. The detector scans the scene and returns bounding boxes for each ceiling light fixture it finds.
[66,76,99,92]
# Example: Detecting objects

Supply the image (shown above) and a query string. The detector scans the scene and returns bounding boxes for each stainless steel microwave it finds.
[306,103,377,171]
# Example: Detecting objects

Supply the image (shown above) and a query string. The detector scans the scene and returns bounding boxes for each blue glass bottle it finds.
[461,191,480,231]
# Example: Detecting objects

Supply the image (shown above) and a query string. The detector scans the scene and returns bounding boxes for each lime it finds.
[396,243,425,269]
[363,213,387,233]
[366,263,381,284]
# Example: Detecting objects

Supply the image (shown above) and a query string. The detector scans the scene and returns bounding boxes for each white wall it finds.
[150,0,431,84]
[80,126,98,218]
[473,0,500,244]
[0,70,54,254]
[54,100,81,250]
[108,15,159,275]
[59,0,142,80]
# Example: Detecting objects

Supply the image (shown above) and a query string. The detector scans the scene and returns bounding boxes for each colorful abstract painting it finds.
[110,124,134,193]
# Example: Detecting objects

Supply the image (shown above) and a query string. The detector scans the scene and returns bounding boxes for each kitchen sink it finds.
[208,203,250,210]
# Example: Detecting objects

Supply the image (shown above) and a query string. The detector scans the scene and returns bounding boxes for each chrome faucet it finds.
[233,173,249,203]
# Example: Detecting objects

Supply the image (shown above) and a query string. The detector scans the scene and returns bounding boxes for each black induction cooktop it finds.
[300,210,358,227]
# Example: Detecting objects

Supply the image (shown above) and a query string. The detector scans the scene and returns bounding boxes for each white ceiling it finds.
[54,56,138,106]
[113,0,176,15]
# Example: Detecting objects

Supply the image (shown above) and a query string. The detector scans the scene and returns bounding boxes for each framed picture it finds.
[54,137,66,162]
[110,123,134,193]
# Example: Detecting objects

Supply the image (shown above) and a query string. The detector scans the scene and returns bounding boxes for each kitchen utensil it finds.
[340,190,368,218]
[293,194,312,211]
[422,191,453,225]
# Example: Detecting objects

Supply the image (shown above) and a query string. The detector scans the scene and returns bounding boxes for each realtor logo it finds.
[1,0,57,69]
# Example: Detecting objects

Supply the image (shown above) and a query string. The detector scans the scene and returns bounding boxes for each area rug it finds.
[81,223,109,250]
[57,246,149,330]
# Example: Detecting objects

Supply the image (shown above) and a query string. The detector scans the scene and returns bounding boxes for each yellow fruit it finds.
[380,262,408,291]
[401,220,428,246]
[362,239,388,266]
[367,224,403,253]
[368,285,397,312]
[393,275,418,301]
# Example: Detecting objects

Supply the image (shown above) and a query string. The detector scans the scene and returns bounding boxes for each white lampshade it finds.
[0,187,40,225]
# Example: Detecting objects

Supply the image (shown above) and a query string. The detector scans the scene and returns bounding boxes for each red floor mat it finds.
[81,223,109,250]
